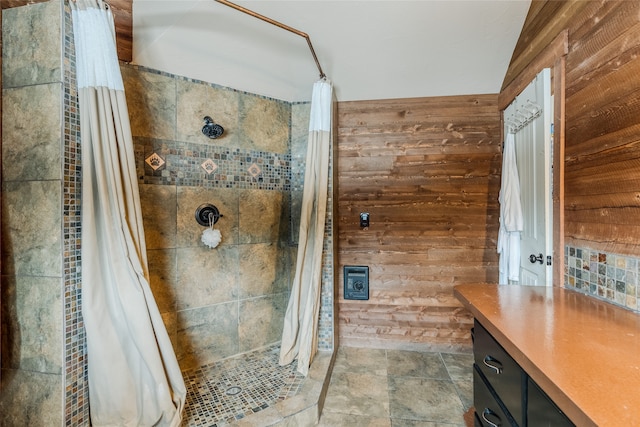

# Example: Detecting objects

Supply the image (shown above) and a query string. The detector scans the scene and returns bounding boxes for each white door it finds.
[504,69,553,286]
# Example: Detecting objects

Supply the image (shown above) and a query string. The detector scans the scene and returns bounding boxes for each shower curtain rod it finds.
[214,0,326,79]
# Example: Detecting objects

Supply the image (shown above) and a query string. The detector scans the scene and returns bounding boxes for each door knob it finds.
[529,253,544,264]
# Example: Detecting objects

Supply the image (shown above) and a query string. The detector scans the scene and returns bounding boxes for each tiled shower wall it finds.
[122,66,292,369]
[0,0,75,425]
[565,245,640,312]
[123,64,292,370]
[0,0,334,424]
[122,64,335,370]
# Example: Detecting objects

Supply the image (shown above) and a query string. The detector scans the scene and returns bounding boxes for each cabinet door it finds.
[474,366,517,426]
[527,378,574,427]
[474,320,524,425]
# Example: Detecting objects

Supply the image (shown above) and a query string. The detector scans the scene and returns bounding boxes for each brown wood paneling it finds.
[0,9,2,378]
[552,55,566,286]
[337,94,500,351]
[498,29,567,110]
[565,2,640,98]
[1,0,47,6]
[501,0,589,93]
[503,0,640,256]
[108,0,132,62]
[1,0,132,62]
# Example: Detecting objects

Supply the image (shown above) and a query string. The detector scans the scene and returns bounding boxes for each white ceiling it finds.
[133,0,531,102]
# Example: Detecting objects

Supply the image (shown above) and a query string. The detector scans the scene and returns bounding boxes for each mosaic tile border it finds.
[63,1,90,425]
[565,245,639,312]
[181,344,305,426]
[290,143,306,194]
[318,147,334,351]
[136,137,292,192]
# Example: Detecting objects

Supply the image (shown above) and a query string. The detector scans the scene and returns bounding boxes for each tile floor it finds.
[319,347,475,427]
[179,345,475,427]
[181,345,306,426]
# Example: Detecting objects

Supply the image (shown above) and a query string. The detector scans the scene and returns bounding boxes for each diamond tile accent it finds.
[248,162,262,178]
[201,158,218,174]
[145,152,165,171]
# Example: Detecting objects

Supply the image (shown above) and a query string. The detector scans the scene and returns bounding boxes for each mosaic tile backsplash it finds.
[565,245,639,312]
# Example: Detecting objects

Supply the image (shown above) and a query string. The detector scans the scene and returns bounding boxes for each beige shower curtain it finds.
[280,79,333,376]
[72,1,185,425]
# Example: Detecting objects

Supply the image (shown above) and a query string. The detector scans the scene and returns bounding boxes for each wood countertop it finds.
[454,284,640,426]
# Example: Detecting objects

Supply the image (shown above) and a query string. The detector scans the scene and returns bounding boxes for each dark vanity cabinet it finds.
[473,320,573,427]
[527,377,574,427]
[473,320,524,426]
[474,367,517,427]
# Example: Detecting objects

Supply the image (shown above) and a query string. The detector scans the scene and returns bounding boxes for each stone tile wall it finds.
[0,0,67,425]
[124,63,291,370]
[123,64,335,369]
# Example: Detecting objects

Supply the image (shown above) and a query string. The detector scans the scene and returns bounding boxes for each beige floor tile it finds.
[453,379,474,411]
[332,346,388,376]
[388,377,465,424]
[386,350,449,379]
[318,412,392,427]
[440,352,474,381]
[323,372,390,418]
[390,419,467,427]
[320,348,473,426]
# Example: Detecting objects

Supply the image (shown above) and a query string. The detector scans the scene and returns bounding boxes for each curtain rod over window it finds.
[214,0,326,79]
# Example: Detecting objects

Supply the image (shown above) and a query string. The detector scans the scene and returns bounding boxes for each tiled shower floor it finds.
[181,344,306,426]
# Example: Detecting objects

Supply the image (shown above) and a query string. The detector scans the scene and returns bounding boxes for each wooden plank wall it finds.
[503,0,640,256]
[336,95,501,351]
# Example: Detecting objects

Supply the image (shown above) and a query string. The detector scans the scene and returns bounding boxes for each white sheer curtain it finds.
[72,1,185,425]
[280,79,333,376]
